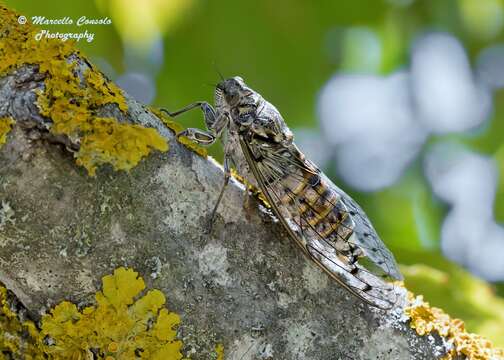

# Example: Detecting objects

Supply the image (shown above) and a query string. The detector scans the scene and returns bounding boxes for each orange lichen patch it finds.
[0,117,15,149]
[151,107,208,158]
[41,267,185,359]
[176,134,208,158]
[0,5,168,175]
[406,294,504,360]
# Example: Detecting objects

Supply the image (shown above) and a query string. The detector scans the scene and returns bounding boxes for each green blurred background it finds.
[6,0,504,346]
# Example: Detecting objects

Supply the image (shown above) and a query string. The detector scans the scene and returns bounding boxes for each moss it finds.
[151,107,208,158]
[0,5,168,176]
[405,293,504,360]
[0,117,15,149]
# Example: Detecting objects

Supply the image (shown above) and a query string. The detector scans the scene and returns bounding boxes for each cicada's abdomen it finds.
[269,155,364,266]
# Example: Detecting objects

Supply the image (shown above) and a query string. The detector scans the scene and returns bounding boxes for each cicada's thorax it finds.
[220,95,266,190]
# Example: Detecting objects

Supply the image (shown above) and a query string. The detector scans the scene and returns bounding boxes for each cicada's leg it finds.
[206,136,234,234]
[242,189,253,218]
[161,102,216,145]
[161,102,216,127]
[161,102,229,146]
[177,128,216,145]
[206,154,231,233]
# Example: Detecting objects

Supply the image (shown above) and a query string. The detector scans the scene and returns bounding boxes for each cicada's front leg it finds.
[177,128,216,145]
[161,102,223,145]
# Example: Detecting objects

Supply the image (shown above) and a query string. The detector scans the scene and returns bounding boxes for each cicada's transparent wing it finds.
[239,139,402,310]
[331,177,403,281]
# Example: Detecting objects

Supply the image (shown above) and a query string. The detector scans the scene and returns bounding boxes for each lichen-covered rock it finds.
[1,3,502,360]
[0,5,168,175]
[0,117,14,149]
[41,267,185,359]
[0,95,442,359]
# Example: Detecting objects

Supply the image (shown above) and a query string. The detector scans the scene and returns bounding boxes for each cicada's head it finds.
[215,76,293,144]
[215,76,258,118]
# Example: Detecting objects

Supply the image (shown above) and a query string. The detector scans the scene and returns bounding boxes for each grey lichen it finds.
[0,200,15,230]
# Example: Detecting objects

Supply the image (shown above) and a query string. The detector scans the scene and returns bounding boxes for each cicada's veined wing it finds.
[330,177,403,280]
[239,138,402,310]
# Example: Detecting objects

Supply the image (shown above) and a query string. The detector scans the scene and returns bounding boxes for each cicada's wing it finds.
[239,138,402,310]
[330,177,403,280]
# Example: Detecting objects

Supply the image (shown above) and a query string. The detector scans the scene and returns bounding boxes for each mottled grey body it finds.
[163,76,402,309]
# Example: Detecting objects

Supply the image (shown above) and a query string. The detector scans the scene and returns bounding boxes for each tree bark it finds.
[0,39,451,360]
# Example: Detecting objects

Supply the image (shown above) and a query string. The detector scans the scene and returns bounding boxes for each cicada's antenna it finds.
[212,61,225,82]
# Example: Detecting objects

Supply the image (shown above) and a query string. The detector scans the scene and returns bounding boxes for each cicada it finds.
[161,76,403,309]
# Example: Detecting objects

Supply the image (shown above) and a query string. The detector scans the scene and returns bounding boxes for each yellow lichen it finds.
[0,117,15,149]
[0,5,168,175]
[83,67,128,113]
[0,285,42,358]
[151,107,208,158]
[75,117,168,176]
[215,343,224,360]
[230,169,271,209]
[406,294,504,360]
[0,267,192,359]
[41,267,185,359]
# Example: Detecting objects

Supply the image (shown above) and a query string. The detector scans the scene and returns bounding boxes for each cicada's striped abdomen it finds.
[273,163,364,266]
[243,139,400,309]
